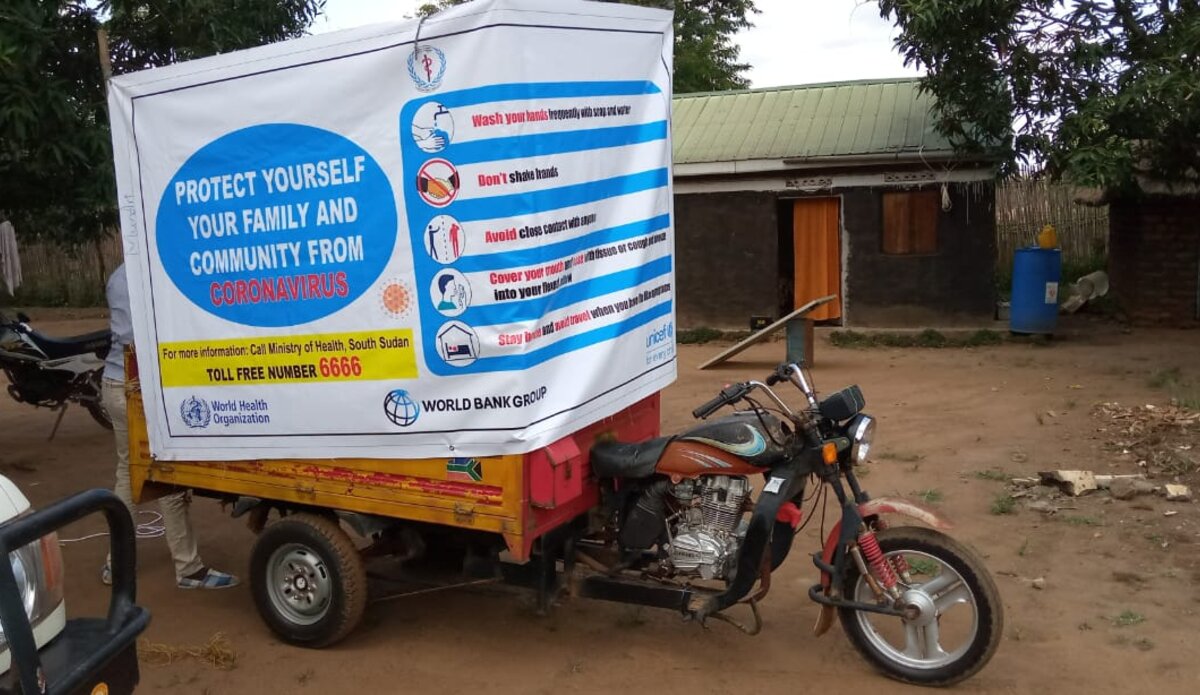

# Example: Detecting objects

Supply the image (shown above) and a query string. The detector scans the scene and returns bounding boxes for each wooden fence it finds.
[1,234,123,307]
[996,179,1109,264]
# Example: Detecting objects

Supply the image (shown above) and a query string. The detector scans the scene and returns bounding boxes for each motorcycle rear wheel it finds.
[85,400,113,430]
[82,370,112,430]
[838,527,1003,686]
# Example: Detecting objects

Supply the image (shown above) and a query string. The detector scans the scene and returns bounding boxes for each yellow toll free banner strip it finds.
[158,330,417,387]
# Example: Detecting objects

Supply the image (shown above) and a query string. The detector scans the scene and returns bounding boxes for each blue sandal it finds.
[178,567,239,590]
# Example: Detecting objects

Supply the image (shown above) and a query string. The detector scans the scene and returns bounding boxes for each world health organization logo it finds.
[408,45,446,92]
[383,389,420,427]
[180,395,211,429]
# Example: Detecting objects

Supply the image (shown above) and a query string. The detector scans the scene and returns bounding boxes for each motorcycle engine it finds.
[666,476,749,580]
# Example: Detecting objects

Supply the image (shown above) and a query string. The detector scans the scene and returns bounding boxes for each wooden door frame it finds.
[778,193,848,326]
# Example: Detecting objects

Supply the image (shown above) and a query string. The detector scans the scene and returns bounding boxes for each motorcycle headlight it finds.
[849,414,875,464]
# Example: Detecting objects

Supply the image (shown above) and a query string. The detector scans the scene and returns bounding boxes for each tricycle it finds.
[127,355,1001,686]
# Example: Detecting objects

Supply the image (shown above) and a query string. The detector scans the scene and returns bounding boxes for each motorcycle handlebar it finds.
[692,383,748,419]
[693,364,812,420]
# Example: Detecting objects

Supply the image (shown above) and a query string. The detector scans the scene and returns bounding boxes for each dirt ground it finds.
[2,314,1199,694]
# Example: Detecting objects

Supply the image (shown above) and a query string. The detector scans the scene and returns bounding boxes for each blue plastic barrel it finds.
[1010,248,1061,334]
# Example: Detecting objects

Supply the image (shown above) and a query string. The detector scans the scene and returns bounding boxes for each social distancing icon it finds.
[423,214,465,264]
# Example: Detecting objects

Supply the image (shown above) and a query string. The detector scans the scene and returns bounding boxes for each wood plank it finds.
[697,295,836,370]
[913,189,939,253]
[882,192,910,254]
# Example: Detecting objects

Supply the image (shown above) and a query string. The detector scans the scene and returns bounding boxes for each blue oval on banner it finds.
[157,124,397,327]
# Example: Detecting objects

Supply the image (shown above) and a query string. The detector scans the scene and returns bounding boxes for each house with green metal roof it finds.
[669,77,998,328]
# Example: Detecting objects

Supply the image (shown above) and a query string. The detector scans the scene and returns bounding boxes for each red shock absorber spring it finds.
[858,530,899,590]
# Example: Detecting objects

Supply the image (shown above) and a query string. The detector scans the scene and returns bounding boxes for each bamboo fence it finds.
[995,179,1109,264]
[1,234,123,307]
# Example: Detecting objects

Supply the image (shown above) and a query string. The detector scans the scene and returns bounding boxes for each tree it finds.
[0,1,324,243]
[877,1,1200,193]
[416,0,758,94]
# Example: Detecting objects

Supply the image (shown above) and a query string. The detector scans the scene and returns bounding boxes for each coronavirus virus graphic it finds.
[380,280,414,318]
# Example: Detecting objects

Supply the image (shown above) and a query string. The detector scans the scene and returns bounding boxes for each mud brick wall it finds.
[841,183,996,326]
[674,191,779,330]
[1108,196,1200,325]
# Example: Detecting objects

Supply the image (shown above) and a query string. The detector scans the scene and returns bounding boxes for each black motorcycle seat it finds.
[28,329,112,360]
[590,437,672,479]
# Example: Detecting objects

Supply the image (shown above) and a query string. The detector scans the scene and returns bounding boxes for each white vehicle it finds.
[0,475,147,694]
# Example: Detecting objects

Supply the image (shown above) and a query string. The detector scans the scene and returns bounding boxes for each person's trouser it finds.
[103,377,203,581]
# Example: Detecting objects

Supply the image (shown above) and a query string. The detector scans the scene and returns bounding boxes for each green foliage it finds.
[974,469,1010,482]
[913,488,943,504]
[990,493,1017,515]
[830,329,1005,349]
[676,326,723,344]
[1112,610,1146,628]
[0,1,325,244]
[1147,366,1182,389]
[877,1,1200,192]
[1146,366,1200,412]
[905,556,938,576]
[1061,252,1108,286]
[418,0,758,93]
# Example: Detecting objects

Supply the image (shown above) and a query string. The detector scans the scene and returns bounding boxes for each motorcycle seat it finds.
[590,437,672,479]
[28,329,112,360]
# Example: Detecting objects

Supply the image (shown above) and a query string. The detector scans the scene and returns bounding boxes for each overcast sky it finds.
[312,0,921,89]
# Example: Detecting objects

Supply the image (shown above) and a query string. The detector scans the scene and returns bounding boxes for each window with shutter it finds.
[882,190,939,255]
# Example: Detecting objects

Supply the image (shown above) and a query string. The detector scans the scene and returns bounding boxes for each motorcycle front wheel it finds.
[838,526,1003,686]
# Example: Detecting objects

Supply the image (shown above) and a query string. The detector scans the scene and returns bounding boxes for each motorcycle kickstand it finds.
[47,404,69,441]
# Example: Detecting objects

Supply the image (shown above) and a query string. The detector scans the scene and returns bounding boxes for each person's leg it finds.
[103,378,133,511]
[101,378,235,588]
[158,492,204,580]
[102,378,131,580]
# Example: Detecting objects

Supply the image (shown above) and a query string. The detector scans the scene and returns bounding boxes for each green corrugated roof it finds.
[672,78,953,165]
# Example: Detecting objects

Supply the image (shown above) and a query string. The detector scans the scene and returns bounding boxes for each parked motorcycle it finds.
[587,362,1002,686]
[0,310,112,432]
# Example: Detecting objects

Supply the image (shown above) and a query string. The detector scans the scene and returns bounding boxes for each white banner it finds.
[108,0,676,460]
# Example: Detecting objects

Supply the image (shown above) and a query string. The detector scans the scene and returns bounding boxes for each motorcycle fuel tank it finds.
[656,411,788,479]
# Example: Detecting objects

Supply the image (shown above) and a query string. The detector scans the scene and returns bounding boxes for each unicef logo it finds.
[180,396,211,429]
[383,389,420,427]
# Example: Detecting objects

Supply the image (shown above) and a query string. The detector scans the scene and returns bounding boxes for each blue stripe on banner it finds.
[448,121,668,166]
[452,168,669,222]
[456,255,672,325]
[477,300,674,374]
[455,214,670,273]
[427,81,662,110]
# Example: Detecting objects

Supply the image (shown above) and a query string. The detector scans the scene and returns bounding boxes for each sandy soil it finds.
[2,315,1198,694]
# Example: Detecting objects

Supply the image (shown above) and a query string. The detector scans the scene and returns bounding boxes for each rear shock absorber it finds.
[858,529,899,591]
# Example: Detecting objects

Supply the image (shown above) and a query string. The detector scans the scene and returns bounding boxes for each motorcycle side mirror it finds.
[16,312,30,323]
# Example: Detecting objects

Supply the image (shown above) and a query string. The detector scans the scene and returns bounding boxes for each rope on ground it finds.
[57,509,165,544]
[138,632,237,671]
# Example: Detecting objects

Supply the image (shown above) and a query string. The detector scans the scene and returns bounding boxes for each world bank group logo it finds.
[408,45,446,93]
[383,389,420,427]
[180,395,211,429]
